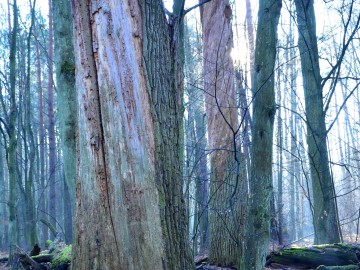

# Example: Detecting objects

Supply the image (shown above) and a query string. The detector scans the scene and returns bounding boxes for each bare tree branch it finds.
[183,0,212,16]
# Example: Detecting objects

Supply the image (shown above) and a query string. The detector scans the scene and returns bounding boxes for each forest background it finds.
[0,0,359,269]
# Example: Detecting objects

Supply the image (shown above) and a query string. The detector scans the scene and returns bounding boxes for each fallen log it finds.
[316,266,360,270]
[14,252,47,270]
[266,244,360,269]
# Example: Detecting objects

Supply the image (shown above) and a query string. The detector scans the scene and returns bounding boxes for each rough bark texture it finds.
[70,0,194,269]
[201,0,243,266]
[294,0,341,244]
[53,0,76,244]
[239,0,282,269]
[142,1,192,268]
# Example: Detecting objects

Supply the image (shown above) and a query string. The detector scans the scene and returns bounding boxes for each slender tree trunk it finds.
[201,0,243,266]
[245,0,255,82]
[25,0,37,246]
[184,18,209,256]
[34,23,47,245]
[8,0,18,259]
[240,0,282,268]
[47,0,57,236]
[0,141,6,250]
[52,0,76,243]
[294,0,341,244]
[276,71,284,245]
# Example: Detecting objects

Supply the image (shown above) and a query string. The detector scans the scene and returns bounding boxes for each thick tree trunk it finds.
[240,0,282,269]
[201,0,243,266]
[71,1,192,269]
[142,1,192,268]
[53,0,76,244]
[294,0,341,244]
[71,1,165,269]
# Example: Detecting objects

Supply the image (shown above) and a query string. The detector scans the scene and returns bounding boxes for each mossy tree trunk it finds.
[52,0,76,244]
[294,0,341,244]
[239,0,282,268]
[71,0,192,269]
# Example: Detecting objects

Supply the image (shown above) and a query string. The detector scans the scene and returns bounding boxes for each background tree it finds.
[52,0,76,243]
[200,0,244,266]
[294,0,341,244]
[47,0,57,237]
[240,0,282,268]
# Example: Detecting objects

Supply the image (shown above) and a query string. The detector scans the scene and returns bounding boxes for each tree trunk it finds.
[276,66,284,245]
[8,0,19,259]
[184,18,209,256]
[143,1,192,267]
[34,23,48,245]
[240,0,282,269]
[52,0,76,243]
[294,0,341,244]
[47,0,57,236]
[201,0,243,266]
[71,0,192,269]
[25,0,37,246]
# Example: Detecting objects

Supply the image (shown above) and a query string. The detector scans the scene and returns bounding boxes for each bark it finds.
[240,0,282,269]
[194,108,209,255]
[53,0,76,243]
[245,0,255,82]
[276,67,284,245]
[24,0,37,246]
[0,140,8,250]
[143,1,192,267]
[34,23,47,245]
[294,0,341,244]
[8,0,18,259]
[201,0,243,266]
[71,1,165,268]
[71,0,192,269]
[47,0,57,236]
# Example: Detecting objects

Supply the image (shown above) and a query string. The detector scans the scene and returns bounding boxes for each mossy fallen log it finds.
[266,244,360,269]
[316,265,360,270]
[12,244,71,270]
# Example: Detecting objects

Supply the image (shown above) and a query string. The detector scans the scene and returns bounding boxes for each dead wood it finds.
[266,244,360,269]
